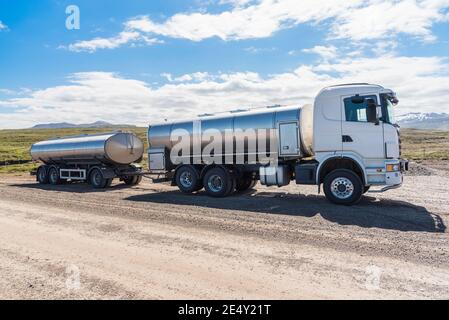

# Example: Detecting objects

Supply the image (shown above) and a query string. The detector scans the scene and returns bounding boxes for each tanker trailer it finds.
[147,84,408,205]
[31,131,144,188]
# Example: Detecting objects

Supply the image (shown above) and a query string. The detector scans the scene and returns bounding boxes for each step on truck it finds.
[31,132,144,188]
[147,83,409,205]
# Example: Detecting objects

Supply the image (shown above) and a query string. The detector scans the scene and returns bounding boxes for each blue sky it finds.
[1,0,449,128]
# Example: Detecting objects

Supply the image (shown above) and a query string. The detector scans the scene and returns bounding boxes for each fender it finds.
[315,152,367,185]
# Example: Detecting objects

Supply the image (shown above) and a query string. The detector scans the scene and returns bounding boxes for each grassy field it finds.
[400,129,449,160]
[0,127,447,174]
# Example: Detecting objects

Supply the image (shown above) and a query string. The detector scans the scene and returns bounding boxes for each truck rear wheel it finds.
[37,166,49,184]
[323,169,363,205]
[90,169,107,189]
[175,166,201,193]
[203,167,233,197]
[48,167,61,185]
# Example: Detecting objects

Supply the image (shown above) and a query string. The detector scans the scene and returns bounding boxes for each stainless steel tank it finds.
[31,132,144,165]
[148,105,314,165]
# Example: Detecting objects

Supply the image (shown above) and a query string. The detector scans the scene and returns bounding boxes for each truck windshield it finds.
[380,94,398,125]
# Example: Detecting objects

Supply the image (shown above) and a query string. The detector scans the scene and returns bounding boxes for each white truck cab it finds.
[313,84,407,202]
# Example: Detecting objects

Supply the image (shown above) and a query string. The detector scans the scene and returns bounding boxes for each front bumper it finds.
[385,159,408,186]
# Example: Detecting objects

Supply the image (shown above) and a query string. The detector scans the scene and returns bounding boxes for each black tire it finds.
[124,176,136,185]
[37,166,49,184]
[363,186,370,194]
[124,175,142,186]
[323,169,363,205]
[48,167,61,185]
[235,177,256,192]
[89,169,107,189]
[175,166,201,193]
[134,175,142,186]
[203,167,233,198]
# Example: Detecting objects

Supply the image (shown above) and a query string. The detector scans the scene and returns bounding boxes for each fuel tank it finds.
[31,132,144,165]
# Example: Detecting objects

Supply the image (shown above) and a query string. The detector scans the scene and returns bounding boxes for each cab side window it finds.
[344,95,377,122]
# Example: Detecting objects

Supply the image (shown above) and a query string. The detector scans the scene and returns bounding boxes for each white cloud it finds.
[67,31,163,52]
[0,20,8,30]
[303,45,338,61]
[330,0,449,42]
[2,54,449,128]
[244,46,276,54]
[66,0,449,51]
[161,72,213,82]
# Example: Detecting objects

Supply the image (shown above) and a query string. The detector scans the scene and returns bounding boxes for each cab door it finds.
[341,94,385,159]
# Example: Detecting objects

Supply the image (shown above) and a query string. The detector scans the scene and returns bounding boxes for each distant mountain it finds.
[397,112,449,130]
[32,121,135,129]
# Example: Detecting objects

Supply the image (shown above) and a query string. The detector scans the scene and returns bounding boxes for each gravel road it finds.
[0,165,448,299]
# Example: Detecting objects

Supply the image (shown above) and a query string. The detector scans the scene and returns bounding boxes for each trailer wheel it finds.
[134,175,142,185]
[89,169,107,189]
[124,176,142,186]
[175,166,201,193]
[37,166,49,184]
[323,169,363,205]
[48,167,61,185]
[203,167,233,197]
[235,177,256,192]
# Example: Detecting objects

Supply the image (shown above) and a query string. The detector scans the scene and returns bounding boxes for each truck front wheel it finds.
[323,169,363,205]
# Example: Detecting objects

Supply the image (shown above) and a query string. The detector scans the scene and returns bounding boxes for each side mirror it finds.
[366,98,379,125]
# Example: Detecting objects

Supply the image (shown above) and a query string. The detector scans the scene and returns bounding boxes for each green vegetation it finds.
[0,127,447,174]
[401,129,449,160]
[0,127,148,174]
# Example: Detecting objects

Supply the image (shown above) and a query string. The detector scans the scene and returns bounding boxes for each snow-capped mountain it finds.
[396,112,449,130]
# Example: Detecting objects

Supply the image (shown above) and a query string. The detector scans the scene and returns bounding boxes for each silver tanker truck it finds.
[31,132,144,188]
[30,83,408,205]
[147,84,408,205]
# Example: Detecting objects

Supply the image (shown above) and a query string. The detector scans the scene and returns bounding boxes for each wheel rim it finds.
[49,169,58,183]
[179,171,193,188]
[208,175,223,193]
[93,171,102,186]
[331,177,354,199]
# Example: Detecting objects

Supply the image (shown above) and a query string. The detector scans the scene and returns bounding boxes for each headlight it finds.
[386,164,400,172]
